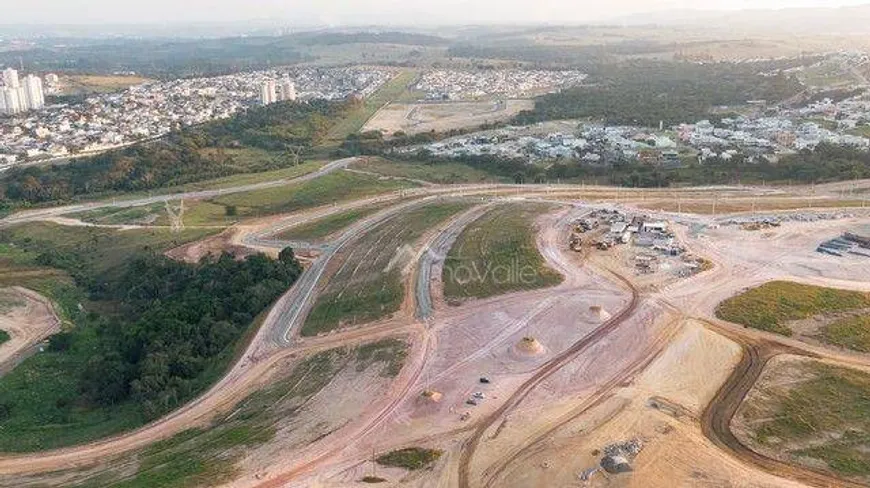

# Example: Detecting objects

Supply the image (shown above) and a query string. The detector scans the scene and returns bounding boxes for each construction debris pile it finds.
[724,211,857,229]
[579,438,645,481]
[601,439,644,474]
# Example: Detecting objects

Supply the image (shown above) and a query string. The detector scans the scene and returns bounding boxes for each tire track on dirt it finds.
[457,266,640,488]
[699,320,867,488]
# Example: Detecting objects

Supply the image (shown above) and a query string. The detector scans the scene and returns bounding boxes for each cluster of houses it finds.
[0,67,392,168]
[414,69,587,101]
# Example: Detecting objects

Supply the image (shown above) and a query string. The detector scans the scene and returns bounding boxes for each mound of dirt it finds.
[419,390,443,403]
[516,336,544,355]
[590,305,612,321]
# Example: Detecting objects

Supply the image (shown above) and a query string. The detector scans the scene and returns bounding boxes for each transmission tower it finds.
[165,199,185,233]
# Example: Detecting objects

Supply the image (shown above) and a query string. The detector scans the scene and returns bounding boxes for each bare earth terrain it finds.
[0,287,60,376]
[5,168,870,487]
[362,100,534,136]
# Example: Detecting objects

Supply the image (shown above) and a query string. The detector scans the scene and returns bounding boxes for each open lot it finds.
[362,99,534,136]
[58,74,152,96]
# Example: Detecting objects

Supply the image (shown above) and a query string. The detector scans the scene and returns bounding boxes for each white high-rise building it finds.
[1,87,22,115]
[3,68,20,89]
[23,75,44,110]
[0,69,45,114]
[279,75,297,102]
[260,80,277,106]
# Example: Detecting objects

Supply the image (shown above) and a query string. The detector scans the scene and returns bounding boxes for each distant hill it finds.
[610,4,870,35]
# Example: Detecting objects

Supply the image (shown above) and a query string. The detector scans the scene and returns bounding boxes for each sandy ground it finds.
[362,100,534,136]
[165,227,260,263]
[479,321,809,488]
[0,287,60,375]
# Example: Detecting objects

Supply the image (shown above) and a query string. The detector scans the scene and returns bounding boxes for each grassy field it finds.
[37,339,408,488]
[443,203,563,300]
[323,70,418,144]
[70,203,168,226]
[376,447,443,471]
[208,170,417,220]
[0,224,219,452]
[273,205,386,242]
[95,157,326,207]
[302,201,473,336]
[177,156,324,192]
[59,74,152,95]
[351,158,502,184]
[715,281,870,336]
[822,316,870,352]
[743,361,870,480]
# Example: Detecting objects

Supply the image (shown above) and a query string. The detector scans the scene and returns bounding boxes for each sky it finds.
[4,0,870,25]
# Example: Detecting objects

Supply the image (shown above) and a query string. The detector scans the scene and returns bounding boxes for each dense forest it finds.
[6,245,302,418]
[514,61,804,127]
[0,99,348,206]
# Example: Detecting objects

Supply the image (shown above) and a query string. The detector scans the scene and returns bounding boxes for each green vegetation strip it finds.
[0,329,9,345]
[208,170,417,220]
[443,203,563,300]
[351,158,500,184]
[748,362,870,479]
[376,447,443,471]
[715,281,870,336]
[273,206,384,242]
[303,201,473,336]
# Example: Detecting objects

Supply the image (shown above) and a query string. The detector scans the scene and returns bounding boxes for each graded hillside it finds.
[204,170,418,222]
[716,281,870,336]
[0,339,409,488]
[272,205,386,242]
[734,358,870,484]
[302,200,474,336]
[443,203,563,300]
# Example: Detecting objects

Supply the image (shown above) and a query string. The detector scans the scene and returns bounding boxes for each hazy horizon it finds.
[6,0,870,27]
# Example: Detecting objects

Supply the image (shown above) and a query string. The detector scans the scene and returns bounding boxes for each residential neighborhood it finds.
[0,67,392,167]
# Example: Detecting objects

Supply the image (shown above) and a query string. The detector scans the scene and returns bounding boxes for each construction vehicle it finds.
[569,234,583,252]
[596,241,611,251]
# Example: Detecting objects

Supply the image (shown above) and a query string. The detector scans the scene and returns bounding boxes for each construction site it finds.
[3,160,870,488]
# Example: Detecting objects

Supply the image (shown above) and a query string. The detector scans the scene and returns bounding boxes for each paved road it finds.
[413,203,495,321]
[253,195,461,346]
